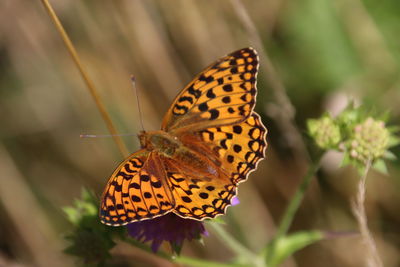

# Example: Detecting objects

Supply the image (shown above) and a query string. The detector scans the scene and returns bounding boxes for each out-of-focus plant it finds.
[63,189,327,267]
[63,189,126,265]
[339,113,398,174]
[308,114,341,150]
[307,105,399,267]
[263,105,399,267]
[310,106,399,170]
[64,189,218,266]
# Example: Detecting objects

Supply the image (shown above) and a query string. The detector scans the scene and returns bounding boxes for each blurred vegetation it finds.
[0,0,399,266]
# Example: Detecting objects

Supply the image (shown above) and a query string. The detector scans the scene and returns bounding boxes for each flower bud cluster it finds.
[348,117,389,163]
[308,116,341,149]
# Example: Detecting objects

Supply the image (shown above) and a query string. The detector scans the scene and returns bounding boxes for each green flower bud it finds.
[348,117,390,163]
[308,116,341,149]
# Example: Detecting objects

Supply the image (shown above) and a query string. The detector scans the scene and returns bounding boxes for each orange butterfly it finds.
[100,48,267,226]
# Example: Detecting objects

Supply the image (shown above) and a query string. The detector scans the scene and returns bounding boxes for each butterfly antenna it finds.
[131,75,145,132]
[80,133,137,138]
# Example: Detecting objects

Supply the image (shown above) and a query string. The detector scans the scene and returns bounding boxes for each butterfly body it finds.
[100,48,267,226]
[139,130,224,182]
[139,130,181,157]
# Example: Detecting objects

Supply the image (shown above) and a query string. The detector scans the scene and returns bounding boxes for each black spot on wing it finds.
[209,109,219,120]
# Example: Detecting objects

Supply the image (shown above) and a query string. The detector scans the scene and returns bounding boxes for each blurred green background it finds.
[0,0,399,266]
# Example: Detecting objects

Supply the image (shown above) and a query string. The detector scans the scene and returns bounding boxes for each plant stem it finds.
[206,222,265,267]
[122,237,172,260]
[174,256,247,267]
[275,154,323,240]
[351,159,383,267]
[124,236,247,267]
[39,0,129,157]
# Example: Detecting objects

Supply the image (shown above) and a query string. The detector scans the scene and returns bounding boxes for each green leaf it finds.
[355,164,366,177]
[63,206,79,225]
[63,188,98,225]
[208,217,226,225]
[379,110,391,122]
[264,231,324,267]
[340,151,351,167]
[171,241,183,255]
[64,227,115,265]
[387,125,400,133]
[63,187,127,265]
[372,159,388,174]
[383,150,397,160]
[388,135,400,147]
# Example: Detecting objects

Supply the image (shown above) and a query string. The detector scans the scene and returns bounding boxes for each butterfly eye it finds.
[138,132,148,148]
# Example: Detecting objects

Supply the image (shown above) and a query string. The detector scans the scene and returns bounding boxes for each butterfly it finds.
[100,47,267,226]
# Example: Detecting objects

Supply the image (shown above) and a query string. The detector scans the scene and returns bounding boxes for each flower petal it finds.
[126,213,207,253]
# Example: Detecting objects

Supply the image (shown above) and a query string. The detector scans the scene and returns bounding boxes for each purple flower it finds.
[126,197,240,253]
[127,213,208,253]
[231,196,240,206]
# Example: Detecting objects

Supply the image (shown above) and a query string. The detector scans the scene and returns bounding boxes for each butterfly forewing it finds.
[161,48,259,133]
[100,150,175,226]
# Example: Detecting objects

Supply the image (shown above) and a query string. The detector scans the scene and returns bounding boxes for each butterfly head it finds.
[138,130,147,148]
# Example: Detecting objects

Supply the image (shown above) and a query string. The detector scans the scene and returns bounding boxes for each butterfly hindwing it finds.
[100,150,175,226]
[162,48,259,133]
[161,112,267,221]
[199,112,267,184]
[161,159,236,220]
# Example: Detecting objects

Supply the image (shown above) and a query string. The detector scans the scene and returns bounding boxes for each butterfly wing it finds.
[100,150,175,226]
[161,47,259,133]
[161,157,237,220]
[160,113,267,220]
[198,112,267,184]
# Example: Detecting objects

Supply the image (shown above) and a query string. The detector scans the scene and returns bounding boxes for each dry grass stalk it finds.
[351,160,383,267]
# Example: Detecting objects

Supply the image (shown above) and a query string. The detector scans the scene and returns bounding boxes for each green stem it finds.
[206,222,265,267]
[124,236,247,267]
[275,154,323,240]
[174,256,247,267]
[122,237,172,260]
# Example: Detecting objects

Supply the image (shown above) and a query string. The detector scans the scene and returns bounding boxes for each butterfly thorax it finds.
[139,130,224,180]
[138,130,181,157]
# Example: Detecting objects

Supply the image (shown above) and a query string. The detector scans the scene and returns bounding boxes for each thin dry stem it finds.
[351,160,383,267]
[40,0,129,157]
